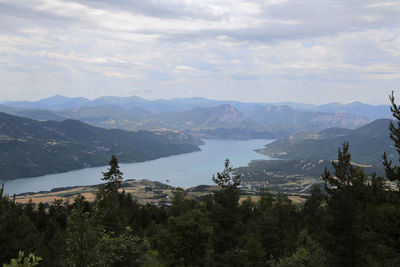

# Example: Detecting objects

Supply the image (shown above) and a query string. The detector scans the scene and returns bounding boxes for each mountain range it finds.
[0,112,200,180]
[2,95,391,119]
[1,95,389,138]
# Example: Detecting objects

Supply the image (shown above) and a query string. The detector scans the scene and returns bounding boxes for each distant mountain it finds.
[59,105,151,130]
[0,102,370,139]
[3,95,316,114]
[244,104,370,132]
[150,104,278,139]
[16,109,66,121]
[258,119,395,166]
[4,95,91,110]
[87,96,265,113]
[4,95,391,120]
[272,102,317,110]
[87,96,149,108]
[3,95,391,139]
[143,97,224,112]
[4,95,234,112]
[0,104,19,115]
[311,102,391,120]
[3,104,273,139]
[155,104,258,129]
[0,112,200,180]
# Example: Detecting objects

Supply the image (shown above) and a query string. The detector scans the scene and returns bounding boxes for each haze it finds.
[0,0,399,104]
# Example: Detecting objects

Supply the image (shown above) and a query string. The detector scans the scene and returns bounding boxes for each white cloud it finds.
[0,0,399,104]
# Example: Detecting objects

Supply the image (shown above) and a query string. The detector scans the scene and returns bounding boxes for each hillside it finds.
[234,158,383,193]
[234,119,393,193]
[258,119,396,166]
[0,112,200,180]
[244,104,371,132]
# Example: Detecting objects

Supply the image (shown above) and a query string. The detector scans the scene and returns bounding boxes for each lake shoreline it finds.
[4,139,274,195]
[1,145,201,182]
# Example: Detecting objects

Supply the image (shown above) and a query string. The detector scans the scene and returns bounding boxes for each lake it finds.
[3,139,274,195]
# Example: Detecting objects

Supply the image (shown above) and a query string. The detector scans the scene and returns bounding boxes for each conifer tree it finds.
[383,91,400,189]
[95,155,125,233]
[102,155,123,191]
[212,158,241,208]
[322,141,360,193]
[64,195,102,267]
[210,159,242,264]
[322,143,364,264]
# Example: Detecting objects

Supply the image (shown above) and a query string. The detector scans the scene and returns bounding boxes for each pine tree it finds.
[212,158,241,190]
[212,158,241,208]
[322,141,360,193]
[322,142,363,266]
[275,230,327,267]
[64,195,102,267]
[210,159,242,264]
[383,91,400,189]
[321,141,400,266]
[94,156,125,233]
[102,155,123,191]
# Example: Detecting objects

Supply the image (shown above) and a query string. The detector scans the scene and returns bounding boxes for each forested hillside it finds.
[0,112,200,180]
[259,119,396,166]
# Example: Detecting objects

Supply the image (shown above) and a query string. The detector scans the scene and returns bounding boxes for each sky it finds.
[0,0,399,105]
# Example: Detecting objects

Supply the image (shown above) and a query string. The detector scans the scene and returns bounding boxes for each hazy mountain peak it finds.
[41,95,69,101]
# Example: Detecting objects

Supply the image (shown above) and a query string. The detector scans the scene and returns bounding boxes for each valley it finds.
[2,2,399,264]
[0,95,394,197]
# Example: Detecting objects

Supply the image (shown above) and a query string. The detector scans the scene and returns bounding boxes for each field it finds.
[13,178,310,206]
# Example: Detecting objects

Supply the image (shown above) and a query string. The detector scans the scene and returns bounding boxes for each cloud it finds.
[0,0,399,104]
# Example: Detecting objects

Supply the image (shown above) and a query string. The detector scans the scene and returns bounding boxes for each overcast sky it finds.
[0,0,399,104]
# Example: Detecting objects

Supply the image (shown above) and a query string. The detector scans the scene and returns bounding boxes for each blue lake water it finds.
[3,139,274,195]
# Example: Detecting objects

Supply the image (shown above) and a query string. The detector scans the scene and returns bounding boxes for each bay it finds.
[3,139,273,195]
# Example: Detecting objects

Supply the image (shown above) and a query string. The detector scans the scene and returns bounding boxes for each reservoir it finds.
[3,139,273,195]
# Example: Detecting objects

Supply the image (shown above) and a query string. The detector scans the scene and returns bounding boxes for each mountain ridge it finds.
[2,95,390,120]
[0,97,376,138]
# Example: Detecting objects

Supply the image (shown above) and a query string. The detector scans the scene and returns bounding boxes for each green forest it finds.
[1,95,400,267]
